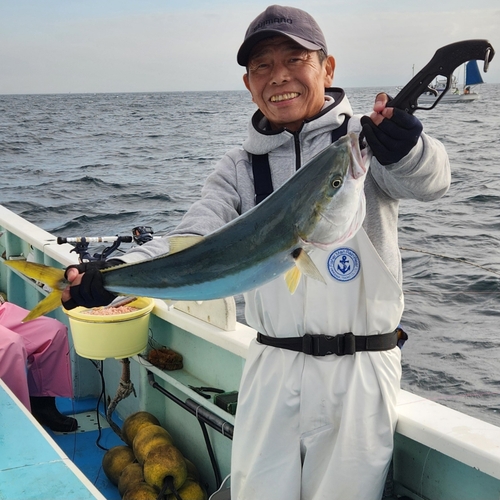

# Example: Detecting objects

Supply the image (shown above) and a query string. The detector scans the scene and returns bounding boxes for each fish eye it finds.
[331,177,343,189]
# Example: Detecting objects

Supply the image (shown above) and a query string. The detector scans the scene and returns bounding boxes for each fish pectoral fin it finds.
[294,248,326,284]
[3,260,66,288]
[24,290,63,322]
[285,248,326,294]
[168,235,204,254]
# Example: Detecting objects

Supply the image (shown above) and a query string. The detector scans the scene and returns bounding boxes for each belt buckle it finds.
[316,335,336,356]
[307,333,356,356]
[340,332,356,355]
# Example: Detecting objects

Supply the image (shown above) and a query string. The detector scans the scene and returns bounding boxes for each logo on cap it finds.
[254,17,293,32]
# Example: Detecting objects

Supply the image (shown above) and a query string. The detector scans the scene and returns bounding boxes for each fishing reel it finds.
[132,226,154,245]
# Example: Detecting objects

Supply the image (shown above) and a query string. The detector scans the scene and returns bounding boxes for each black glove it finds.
[360,108,423,166]
[62,259,122,310]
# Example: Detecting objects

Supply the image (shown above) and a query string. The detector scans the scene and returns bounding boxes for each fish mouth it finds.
[270,92,300,103]
[348,133,368,179]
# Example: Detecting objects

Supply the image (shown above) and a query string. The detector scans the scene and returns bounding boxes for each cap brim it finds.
[237,30,322,66]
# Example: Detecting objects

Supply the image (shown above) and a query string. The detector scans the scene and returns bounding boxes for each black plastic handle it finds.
[389,39,495,113]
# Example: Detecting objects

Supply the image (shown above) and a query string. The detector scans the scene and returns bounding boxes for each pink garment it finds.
[0,301,73,411]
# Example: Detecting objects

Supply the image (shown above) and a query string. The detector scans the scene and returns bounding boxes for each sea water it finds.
[1,85,499,426]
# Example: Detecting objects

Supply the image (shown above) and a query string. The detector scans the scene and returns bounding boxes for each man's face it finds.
[243,36,335,132]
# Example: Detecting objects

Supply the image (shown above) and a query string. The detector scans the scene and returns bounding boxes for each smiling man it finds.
[243,36,335,132]
[62,5,451,499]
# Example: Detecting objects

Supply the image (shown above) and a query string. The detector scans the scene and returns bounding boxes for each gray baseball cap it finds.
[237,5,328,66]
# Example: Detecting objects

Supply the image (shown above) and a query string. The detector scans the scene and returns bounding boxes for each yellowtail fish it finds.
[5,133,368,321]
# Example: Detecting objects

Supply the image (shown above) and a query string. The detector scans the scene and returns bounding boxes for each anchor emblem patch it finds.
[327,247,360,282]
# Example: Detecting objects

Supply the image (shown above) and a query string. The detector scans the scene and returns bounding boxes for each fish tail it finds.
[23,290,64,321]
[3,260,66,321]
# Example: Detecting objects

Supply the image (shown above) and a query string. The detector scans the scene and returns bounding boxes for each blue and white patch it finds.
[327,247,360,282]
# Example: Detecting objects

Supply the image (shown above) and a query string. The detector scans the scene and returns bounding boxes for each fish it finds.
[5,133,368,321]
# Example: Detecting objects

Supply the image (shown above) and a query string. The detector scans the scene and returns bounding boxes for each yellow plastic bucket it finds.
[64,297,154,360]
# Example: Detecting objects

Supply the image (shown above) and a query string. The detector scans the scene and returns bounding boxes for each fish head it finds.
[305,132,369,248]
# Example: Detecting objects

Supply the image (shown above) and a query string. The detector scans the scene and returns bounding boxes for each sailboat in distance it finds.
[418,60,486,104]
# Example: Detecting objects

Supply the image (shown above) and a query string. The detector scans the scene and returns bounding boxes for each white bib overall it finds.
[232,228,404,500]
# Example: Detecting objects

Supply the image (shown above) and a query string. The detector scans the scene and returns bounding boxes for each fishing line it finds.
[432,390,500,401]
[419,448,432,498]
[400,246,500,277]
[404,289,500,296]
[89,359,110,452]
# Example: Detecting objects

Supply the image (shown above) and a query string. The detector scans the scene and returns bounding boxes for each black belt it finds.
[256,330,399,356]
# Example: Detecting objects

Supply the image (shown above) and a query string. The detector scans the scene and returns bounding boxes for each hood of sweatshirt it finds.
[243,88,354,155]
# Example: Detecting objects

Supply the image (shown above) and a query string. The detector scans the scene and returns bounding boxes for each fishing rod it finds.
[57,226,158,262]
[57,225,156,246]
[57,236,133,244]
[388,39,495,113]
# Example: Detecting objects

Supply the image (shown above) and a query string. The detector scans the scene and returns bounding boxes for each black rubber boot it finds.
[30,396,78,432]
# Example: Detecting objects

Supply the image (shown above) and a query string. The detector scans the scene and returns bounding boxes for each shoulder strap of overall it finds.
[251,153,274,205]
[251,115,350,205]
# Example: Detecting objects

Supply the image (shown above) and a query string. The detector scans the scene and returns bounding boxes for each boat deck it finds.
[0,379,121,500]
[50,399,123,500]
[0,378,404,500]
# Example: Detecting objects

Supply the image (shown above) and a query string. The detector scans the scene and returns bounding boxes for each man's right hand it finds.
[62,261,120,310]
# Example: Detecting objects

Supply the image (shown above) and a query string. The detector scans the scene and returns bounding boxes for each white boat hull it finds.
[418,92,480,105]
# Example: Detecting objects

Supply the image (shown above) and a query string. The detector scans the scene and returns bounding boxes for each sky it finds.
[1,0,499,94]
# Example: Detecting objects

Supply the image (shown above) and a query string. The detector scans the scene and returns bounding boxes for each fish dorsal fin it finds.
[168,235,204,254]
[284,248,326,294]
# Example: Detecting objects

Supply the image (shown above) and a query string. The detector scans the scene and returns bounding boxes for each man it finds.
[0,296,77,432]
[63,5,450,499]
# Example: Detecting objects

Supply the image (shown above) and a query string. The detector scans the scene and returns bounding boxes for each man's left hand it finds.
[360,93,423,166]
